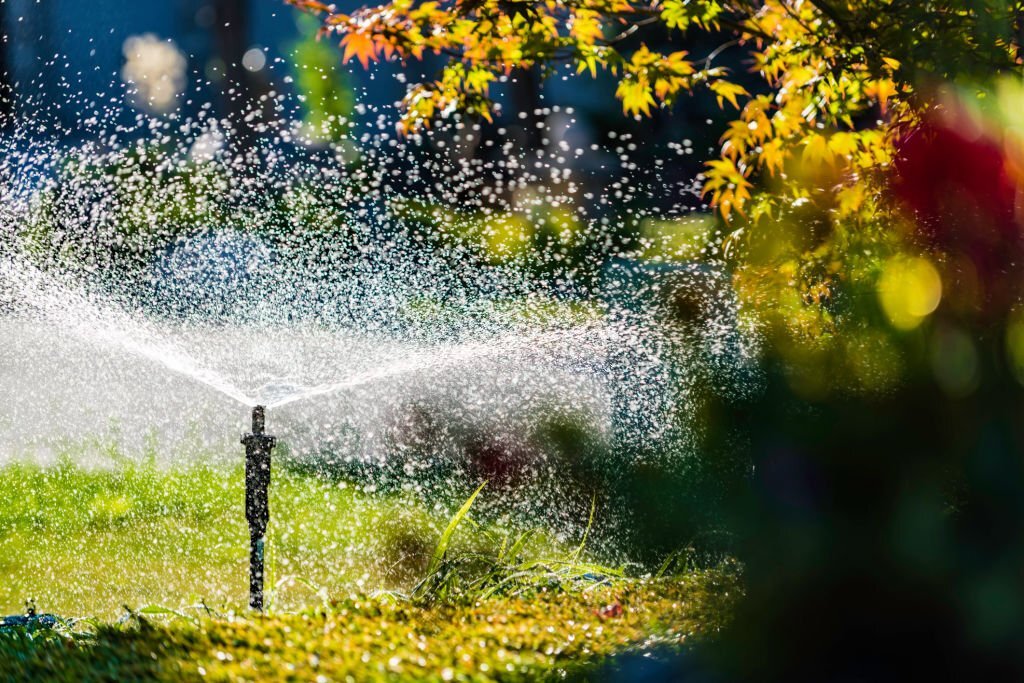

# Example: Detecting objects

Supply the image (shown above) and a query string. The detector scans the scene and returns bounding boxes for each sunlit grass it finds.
[0,449,740,680]
[0,454,563,618]
[0,570,739,681]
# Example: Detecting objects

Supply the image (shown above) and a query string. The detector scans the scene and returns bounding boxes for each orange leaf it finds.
[341,32,378,69]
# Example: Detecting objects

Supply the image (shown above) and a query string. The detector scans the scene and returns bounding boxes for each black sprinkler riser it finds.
[242,405,276,611]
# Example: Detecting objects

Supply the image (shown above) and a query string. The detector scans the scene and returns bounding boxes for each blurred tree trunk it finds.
[1017,10,1024,62]
[212,0,254,147]
[0,2,12,127]
[510,66,543,152]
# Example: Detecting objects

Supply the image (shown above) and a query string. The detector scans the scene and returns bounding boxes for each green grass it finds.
[0,572,738,681]
[0,453,563,618]
[0,450,739,680]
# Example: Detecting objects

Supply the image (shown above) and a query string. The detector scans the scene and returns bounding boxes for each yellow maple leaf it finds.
[465,68,495,94]
[709,80,749,110]
[617,78,654,116]
[569,10,604,43]
[865,78,897,113]
[576,54,599,78]
[721,118,754,159]
[803,133,835,167]
[836,184,866,217]
[760,137,786,176]
[827,131,859,158]
[704,157,752,220]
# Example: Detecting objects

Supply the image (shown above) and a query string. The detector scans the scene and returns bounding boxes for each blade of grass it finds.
[135,605,199,625]
[504,528,537,564]
[571,494,597,563]
[656,547,687,578]
[426,481,487,578]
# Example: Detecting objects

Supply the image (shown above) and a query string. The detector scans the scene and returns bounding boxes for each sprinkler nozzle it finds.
[251,404,266,435]
[242,405,276,611]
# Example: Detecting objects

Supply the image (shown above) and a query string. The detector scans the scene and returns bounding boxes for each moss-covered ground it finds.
[0,572,737,681]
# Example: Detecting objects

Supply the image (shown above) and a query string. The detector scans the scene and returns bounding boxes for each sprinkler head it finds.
[251,404,266,435]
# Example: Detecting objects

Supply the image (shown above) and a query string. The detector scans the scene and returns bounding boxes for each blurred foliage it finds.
[714,83,1024,679]
[389,196,597,281]
[14,141,369,288]
[290,14,356,144]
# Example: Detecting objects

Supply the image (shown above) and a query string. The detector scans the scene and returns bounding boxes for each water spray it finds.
[241,405,275,611]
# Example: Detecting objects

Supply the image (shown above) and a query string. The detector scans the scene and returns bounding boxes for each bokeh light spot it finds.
[877,257,943,330]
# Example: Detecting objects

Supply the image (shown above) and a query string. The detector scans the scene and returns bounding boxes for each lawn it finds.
[0,449,738,680]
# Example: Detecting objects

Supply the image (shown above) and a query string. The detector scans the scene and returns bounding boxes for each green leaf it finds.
[571,494,596,562]
[135,605,198,624]
[426,481,487,577]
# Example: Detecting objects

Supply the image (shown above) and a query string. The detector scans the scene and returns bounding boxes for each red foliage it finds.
[892,116,1024,311]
